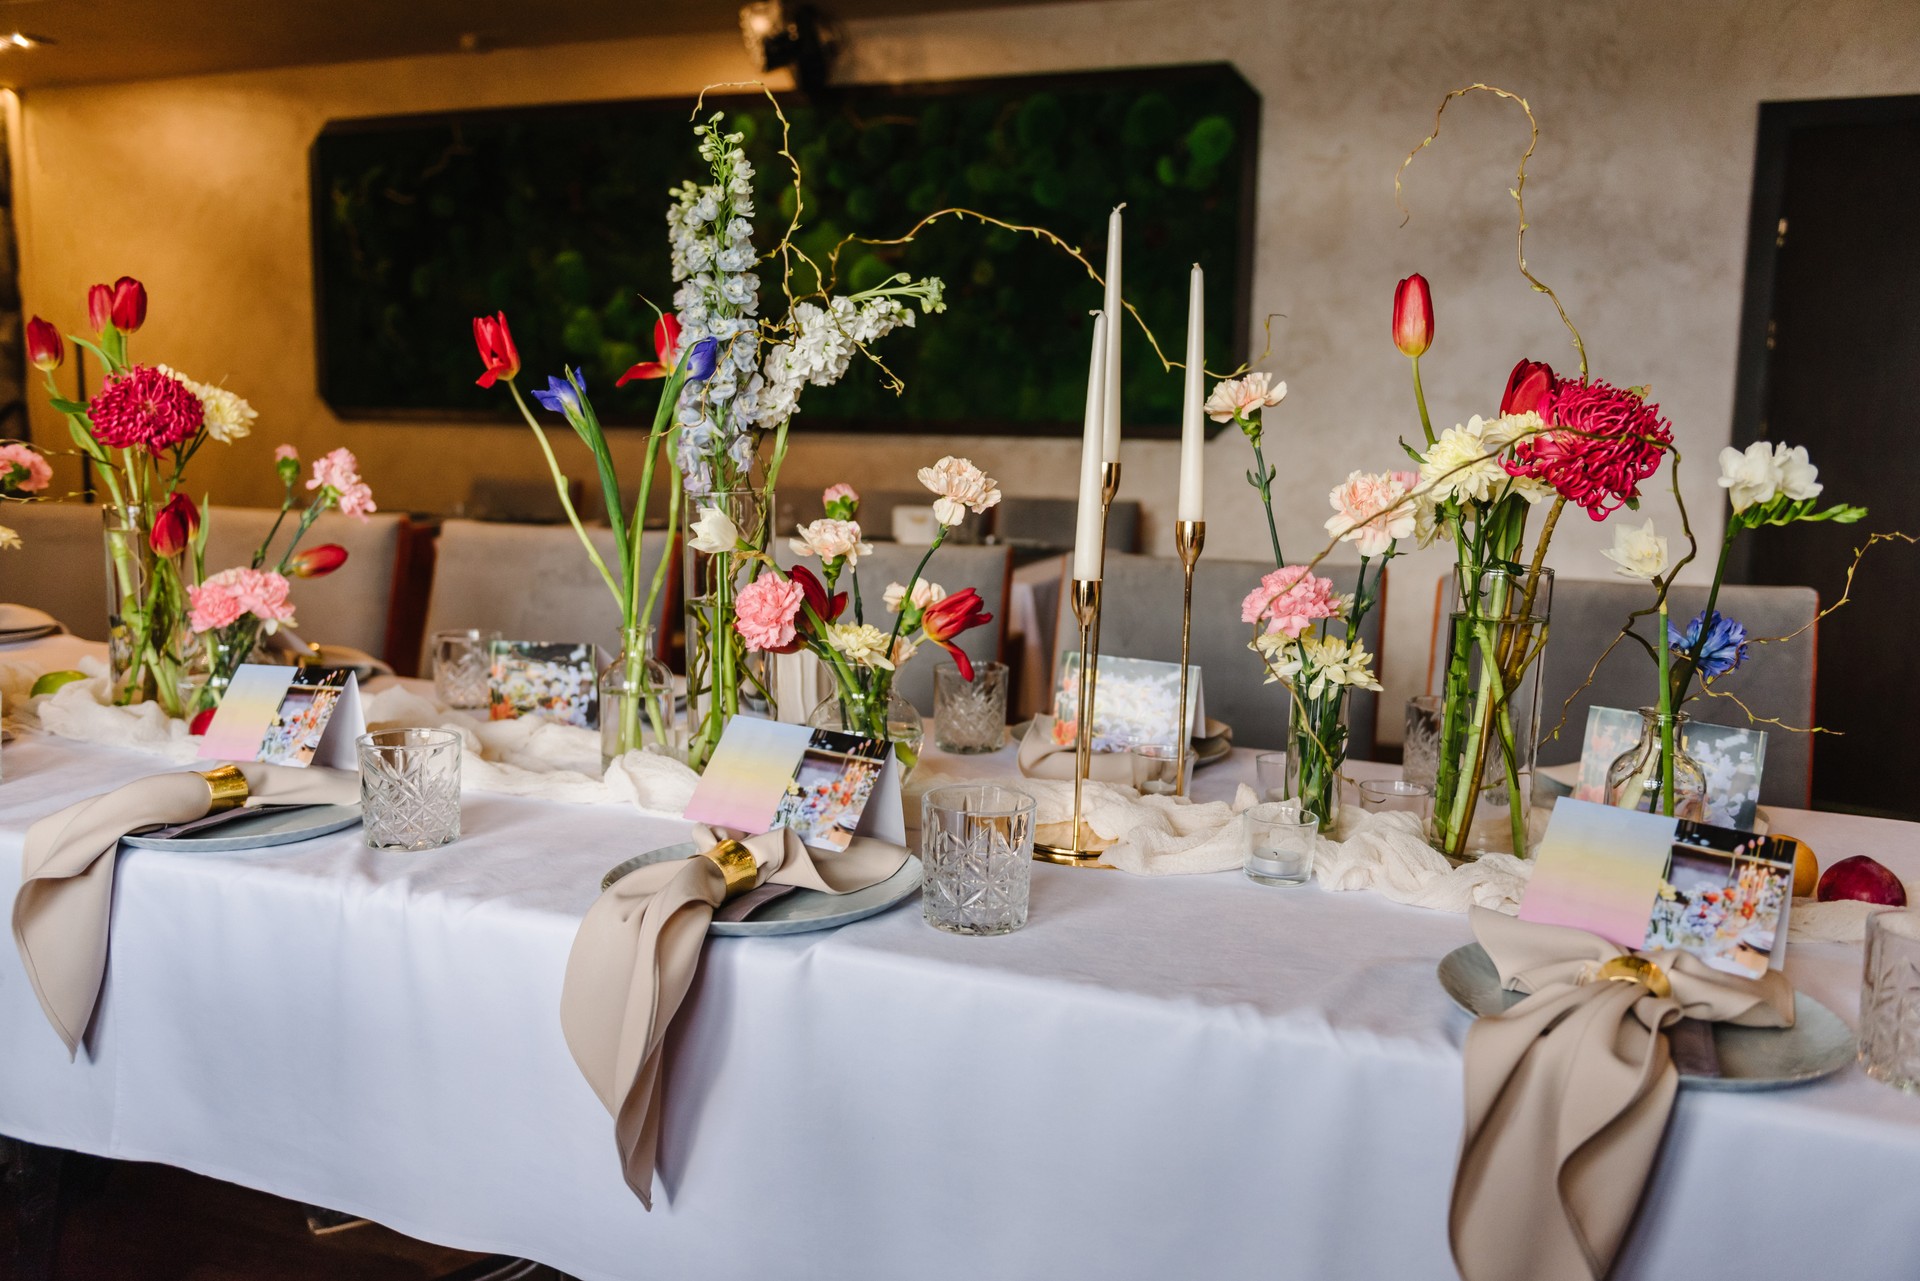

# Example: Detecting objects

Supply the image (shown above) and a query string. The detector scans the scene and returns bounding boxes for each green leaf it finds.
[49,397,88,415]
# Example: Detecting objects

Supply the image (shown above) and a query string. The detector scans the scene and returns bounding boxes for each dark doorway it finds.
[1730,95,1920,819]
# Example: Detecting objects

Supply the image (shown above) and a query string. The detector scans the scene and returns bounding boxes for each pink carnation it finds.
[823,483,857,506]
[0,442,51,493]
[274,443,299,461]
[734,574,806,652]
[306,447,376,520]
[89,365,204,453]
[1325,469,1419,558]
[189,567,296,633]
[1241,565,1343,639]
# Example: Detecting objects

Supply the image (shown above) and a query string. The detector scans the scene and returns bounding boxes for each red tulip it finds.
[25,316,62,371]
[789,564,847,630]
[921,587,993,680]
[87,283,113,333]
[109,276,147,332]
[472,311,520,388]
[616,313,683,386]
[149,492,200,557]
[1392,274,1433,358]
[1500,358,1558,417]
[286,543,349,578]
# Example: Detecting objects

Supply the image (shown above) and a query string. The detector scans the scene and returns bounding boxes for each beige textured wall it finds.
[15,0,1920,733]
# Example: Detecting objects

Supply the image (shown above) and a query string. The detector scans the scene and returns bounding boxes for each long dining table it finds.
[2,663,1919,1279]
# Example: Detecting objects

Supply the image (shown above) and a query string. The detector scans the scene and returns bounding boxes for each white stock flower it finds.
[884,579,947,613]
[788,518,872,565]
[687,505,740,554]
[917,455,1001,527]
[825,622,897,670]
[1601,518,1670,580]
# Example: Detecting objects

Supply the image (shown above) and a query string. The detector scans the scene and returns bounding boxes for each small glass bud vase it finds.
[1605,707,1710,819]
[807,685,925,779]
[599,626,678,771]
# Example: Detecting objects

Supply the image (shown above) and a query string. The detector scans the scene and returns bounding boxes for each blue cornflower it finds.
[1669,609,1748,678]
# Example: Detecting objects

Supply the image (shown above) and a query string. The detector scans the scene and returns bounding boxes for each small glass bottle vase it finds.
[1605,708,1709,819]
[807,685,926,780]
[1284,687,1349,829]
[599,627,678,771]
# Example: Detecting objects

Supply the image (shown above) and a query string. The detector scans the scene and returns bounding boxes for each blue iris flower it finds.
[686,336,721,383]
[530,368,585,419]
[1669,609,1748,678]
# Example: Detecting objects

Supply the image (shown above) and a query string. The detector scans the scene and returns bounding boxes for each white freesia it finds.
[1601,518,1670,580]
[825,622,897,670]
[1717,441,1781,512]
[687,505,740,554]
[884,579,946,613]
[1775,443,1823,502]
[159,365,256,443]
[917,456,1001,527]
[1203,372,1287,423]
[788,518,872,565]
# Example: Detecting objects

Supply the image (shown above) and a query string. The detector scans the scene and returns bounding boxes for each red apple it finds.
[1814,855,1908,907]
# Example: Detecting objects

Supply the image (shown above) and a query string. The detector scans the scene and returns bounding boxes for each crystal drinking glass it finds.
[433,628,499,710]
[921,783,1035,936]
[1402,695,1443,789]
[358,728,462,851]
[934,661,1009,754]
[1861,909,1920,1093]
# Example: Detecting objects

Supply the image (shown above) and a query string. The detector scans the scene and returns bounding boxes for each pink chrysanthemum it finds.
[1241,565,1343,639]
[89,365,204,453]
[188,567,296,633]
[1504,379,1673,520]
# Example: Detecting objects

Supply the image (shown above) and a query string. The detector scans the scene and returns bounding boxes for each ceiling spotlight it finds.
[738,2,837,98]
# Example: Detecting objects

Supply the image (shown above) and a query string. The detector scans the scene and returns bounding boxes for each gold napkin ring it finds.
[197,764,251,813]
[698,838,759,900]
[1593,954,1673,1000]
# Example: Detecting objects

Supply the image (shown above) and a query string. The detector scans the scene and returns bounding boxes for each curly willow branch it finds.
[1394,83,1589,381]
[1734,530,1917,653]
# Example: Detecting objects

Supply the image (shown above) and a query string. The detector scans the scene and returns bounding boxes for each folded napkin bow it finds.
[560,824,906,1209]
[1451,906,1795,1281]
[12,762,360,1056]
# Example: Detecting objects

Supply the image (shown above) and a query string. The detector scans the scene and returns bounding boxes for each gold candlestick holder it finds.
[1033,577,1107,866]
[1173,518,1205,796]
[1082,459,1122,734]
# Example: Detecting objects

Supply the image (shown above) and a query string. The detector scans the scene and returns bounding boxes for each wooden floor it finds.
[0,1152,517,1280]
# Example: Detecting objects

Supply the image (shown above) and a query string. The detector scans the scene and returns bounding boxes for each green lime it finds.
[30,670,87,698]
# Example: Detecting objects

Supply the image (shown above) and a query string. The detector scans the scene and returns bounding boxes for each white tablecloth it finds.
[3,727,1920,1280]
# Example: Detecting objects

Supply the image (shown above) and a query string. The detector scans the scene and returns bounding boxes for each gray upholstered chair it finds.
[464,476,583,524]
[772,541,1013,716]
[1051,553,1386,757]
[2,502,109,639]
[993,496,1140,554]
[203,507,406,661]
[1537,578,1818,808]
[421,519,673,665]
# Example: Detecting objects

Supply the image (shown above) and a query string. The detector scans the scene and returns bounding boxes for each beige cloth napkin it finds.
[13,763,360,1056]
[560,823,907,1209]
[1451,906,1796,1281]
[1017,714,1152,785]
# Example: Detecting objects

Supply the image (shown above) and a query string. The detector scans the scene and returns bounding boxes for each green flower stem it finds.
[885,528,947,657]
[506,380,622,608]
[1657,600,1675,816]
[1249,436,1286,569]
[1410,355,1436,447]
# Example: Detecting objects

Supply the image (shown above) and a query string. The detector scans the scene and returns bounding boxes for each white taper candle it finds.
[1073,311,1109,582]
[1101,205,1123,463]
[1177,263,1206,522]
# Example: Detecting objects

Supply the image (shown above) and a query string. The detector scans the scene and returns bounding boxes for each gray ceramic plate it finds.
[122,803,363,852]
[601,843,923,936]
[1438,941,1856,1091]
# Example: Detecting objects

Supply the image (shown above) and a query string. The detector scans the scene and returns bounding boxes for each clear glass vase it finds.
[807,684,925,779]
[599,625,678,771]
[1606,707,1709,819]
[102,504,198,715]
[1284,687,1348,829]
[182,620,268,721]
[682,488,771,772]
[1430,562,1553,860]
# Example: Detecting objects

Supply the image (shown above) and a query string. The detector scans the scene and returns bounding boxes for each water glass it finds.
[1245,801,1319,887]
[1129,741,1189,796]
[1861,909,1920,1092]
[1402,695,1443,788]
[1359,778,1434,821]
[1254,751,1291,803]
[934,661,1009,754]
[358,728,463,851]
[433,628,499,709]
[921,784,1035,936]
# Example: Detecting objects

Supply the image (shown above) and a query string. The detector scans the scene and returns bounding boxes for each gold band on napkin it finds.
[1450,907,1795,1281]
[11,763,361,1057]
[560,823,907,1210]
[1016,714,1155,785]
